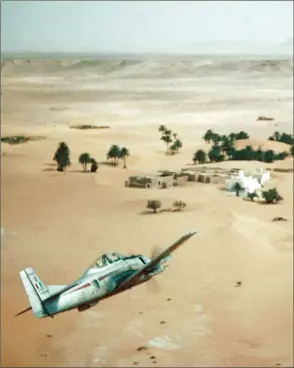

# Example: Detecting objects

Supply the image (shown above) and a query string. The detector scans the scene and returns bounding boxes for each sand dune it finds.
[2,58,293,77]
[1,55,293,367]
[234,138,291,153]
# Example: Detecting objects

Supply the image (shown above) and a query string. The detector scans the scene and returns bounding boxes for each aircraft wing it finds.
[115,230,199,292]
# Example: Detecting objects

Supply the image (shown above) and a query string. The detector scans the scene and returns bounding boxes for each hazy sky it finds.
[1,0,293,53]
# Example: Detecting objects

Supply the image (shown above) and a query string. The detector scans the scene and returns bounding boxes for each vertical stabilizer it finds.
[19,269,48,318]
[23,268,52,301]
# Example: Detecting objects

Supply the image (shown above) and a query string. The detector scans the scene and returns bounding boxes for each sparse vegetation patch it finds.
[257,116,274,121]
[262,187,283,204]
[70,125,110,130]
[172,200,187,211]
[147,200,162,213]
[1,135,45,145]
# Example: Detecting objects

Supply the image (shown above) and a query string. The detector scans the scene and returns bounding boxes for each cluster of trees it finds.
[268,131,294,145]
[53,142,98,173]
[231,182,283,204]
[194,146,289,165]
[193,129,292,164]
[268,131,294,158]
[79,153,98,173]
[106,145,130,168]
[203,129,250,145]
[158,125,183,154]
[146,199,187,213]
[53,142,130,173]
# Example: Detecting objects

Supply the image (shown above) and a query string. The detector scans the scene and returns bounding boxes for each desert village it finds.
[1,55,293,368]
[126,166,266,189]
[125,162,290,204]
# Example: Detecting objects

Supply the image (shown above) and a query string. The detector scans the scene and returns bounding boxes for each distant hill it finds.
[1,41,293,60]
[167,40,294,57]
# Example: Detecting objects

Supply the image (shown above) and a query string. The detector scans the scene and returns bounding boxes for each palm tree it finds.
[274,151,288,161]
[211,133,222,145]
[158,125,167,133]
[193,149,206,164]
[107,145,120,165]
[229,132,237,142]
[247,192,258,202]
[119,147,129,168]
[53,142,71,174]
[208,145,224,162]
[203,129,214,144]
[79,153,92,172]
[170,142,177,155]
[273,131,281,141]
[244,145,255,160]
[263,149,275,163]
[161,130,172,152]
[90,158,98,173]
[290,144,294,157]
[221,137,234,156]
[174,139,182,153]
[232,182,243,197]
[235,131,249,140]
[280,132,294,145]
[253,146,265,162]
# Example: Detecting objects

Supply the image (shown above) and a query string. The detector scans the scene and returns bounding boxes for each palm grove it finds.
[53,142,130,173]
[193,129,294,164]
[159,125,183,154]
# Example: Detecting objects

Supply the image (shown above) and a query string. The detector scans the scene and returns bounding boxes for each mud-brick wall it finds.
[153,177,174,188]
[127,180,153,188]
[176,175,189,185]
[186,173,197,181]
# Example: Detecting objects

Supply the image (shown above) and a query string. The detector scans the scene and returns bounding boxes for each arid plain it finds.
[1,56,293,367]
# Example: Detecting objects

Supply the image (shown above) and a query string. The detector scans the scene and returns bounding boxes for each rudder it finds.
[19,269,48,318]
[24,268,51,301]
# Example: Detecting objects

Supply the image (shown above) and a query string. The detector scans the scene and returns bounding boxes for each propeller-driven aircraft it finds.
[15,230,199,319]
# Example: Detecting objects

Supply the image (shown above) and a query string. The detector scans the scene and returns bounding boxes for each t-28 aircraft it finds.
[15,230,199,319]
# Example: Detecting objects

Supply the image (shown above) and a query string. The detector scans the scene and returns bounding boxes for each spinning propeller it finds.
[128,244,168,294]
[146,244,164,293]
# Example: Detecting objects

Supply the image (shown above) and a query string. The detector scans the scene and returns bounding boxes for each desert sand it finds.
[1,56,293,367]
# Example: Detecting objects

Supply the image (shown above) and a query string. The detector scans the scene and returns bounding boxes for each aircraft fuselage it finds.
[43,256,164,317]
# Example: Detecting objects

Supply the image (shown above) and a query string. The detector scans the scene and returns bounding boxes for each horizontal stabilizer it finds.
[15,306,32,317]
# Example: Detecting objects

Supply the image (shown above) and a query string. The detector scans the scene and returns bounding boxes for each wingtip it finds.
[190,229,200,235]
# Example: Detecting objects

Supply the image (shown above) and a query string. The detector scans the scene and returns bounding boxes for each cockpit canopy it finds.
[89,252,126,269]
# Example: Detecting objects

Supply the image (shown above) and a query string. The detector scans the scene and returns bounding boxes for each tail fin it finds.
[23,268,52,301]
[17,268,67,318]
[19,269,49,318]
